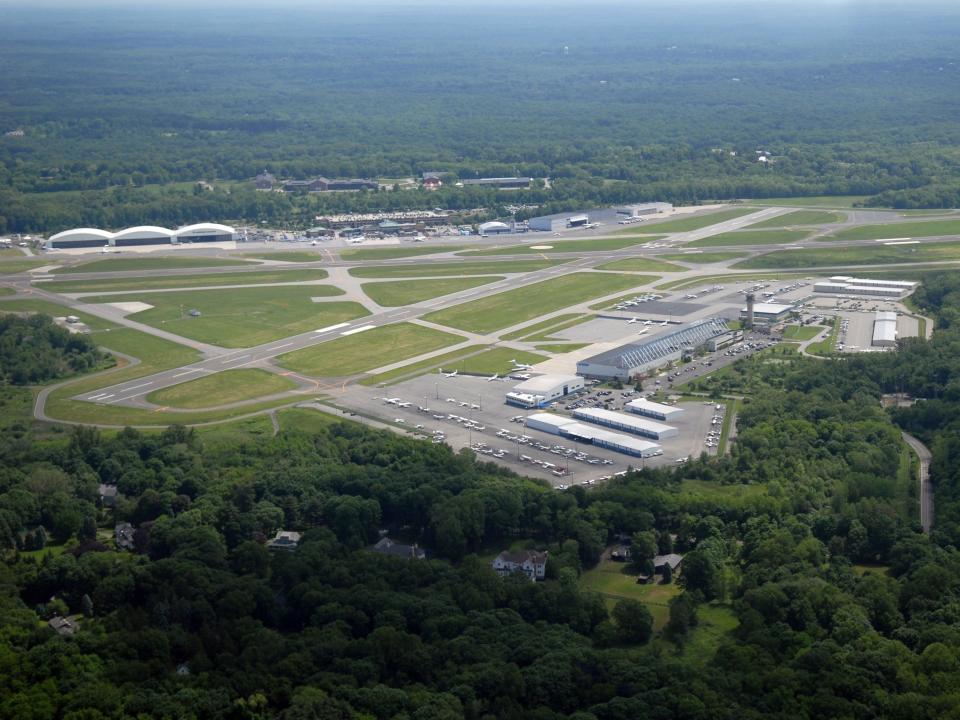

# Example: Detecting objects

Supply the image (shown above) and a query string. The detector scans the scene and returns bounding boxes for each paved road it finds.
[902,432,933,533]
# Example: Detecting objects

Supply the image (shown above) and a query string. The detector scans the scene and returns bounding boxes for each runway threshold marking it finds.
[341,324,375,336]
[172,368,204,378]
[221,354,251,365]
[315,322,350,333]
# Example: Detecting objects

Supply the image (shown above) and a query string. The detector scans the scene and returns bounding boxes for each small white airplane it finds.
[628,317,640,324]
[658,320,669,326]
[509,359,533,370]
[487,373,499,382]
[643,320,653,326]
[442,369,458,378]
[637,328,649,336]
[685,294,697,299]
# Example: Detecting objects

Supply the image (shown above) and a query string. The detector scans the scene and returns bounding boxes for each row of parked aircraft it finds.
[627,318,669,326]
[437,358,532,380]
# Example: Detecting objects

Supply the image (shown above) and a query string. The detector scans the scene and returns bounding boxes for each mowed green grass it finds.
[279,322,465,377]
[746,210,845,228]
[687,229,811,247]
[534,343,589,353]
[82,286,368,348]
[360,344,490,386]
[782,324,826,341]
[340,245,468,260]
[425,272,652,334]
[0,298,119,330]
[662,251,747,263]
[0,287,15,296]
[361,277,503,307]
[39,268,329,294]
[147,369,298,409]
[750,195,870,208]
[580,559,681,632]
[0,258,49,274]
[827,219,960,241]
[736,241,960,269]
[596,258,687,272]
[437,347,546,375]
[348,259,565,278]
[460,236,664,256]
[621,207,757,234]
[53,256,255,274]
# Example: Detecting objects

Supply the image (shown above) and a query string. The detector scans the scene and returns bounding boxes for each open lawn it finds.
[435,347,547,375]
[360,344,489,386]
[0,288,13,296]
[827,219,960,241]
[736,241,960,269]
[782,324,826,341]
[340,245,468,260]
[53,256,255,274]
[500,314,585,341]
[746,210,845,227]
[522,315,595,341]
[620,207,757,234]
[686,229,811,247]
[243,251,325,262]
[276,406,341,433]
[147,369,299,409]
[82,286,368,348]
[279,322,465,377]
[460,236,663,256]
[673,604,739,663]
[580,558,680,631]
[361,276,503,306]
[750,195,870,208]
[0,298,120,331]
[348,259,565,278]
[40,268,329,294]
[806,317,840,356]
[0,258,49,273]
[679,477,766,501]
[534,343,589,353]
[661,251,746,263]
[596,258,687,272]
[425,272,652,334]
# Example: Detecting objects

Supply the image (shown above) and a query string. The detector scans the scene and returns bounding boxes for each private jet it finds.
[487,373,499,382]
[442,370,458,378]
[685,294,698,299]
[658,320,669,326]
[509,359,533,370]
[637,328,649,336]
[643,319,653,326]
[628,317,640,324]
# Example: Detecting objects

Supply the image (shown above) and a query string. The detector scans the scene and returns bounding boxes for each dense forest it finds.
[0,314,110,385]
[3,272,960,717]
[3,3,960,232]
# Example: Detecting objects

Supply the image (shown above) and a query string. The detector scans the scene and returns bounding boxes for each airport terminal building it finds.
[814,276,918,298]
[46,223,236,252]
[577,318,730,380]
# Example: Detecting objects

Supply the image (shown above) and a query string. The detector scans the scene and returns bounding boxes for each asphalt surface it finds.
[902,432,933,533]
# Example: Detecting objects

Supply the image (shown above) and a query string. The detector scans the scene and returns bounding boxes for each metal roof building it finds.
[577,318,730,380]
[45,223,236,252]
[523,413,662,457]
[829,276,918,290]
[814,282,903,297]
[625,397,685,422]
[528,212,590,232]
[872,311,898,347]
[507,375,584,408]
[739,302,793,323]
[572,407,678,440]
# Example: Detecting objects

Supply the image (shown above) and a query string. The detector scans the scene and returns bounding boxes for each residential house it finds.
[115,522,136,551]
[653,553,683,574]
[98,483,119,508]
[255,171,276,190]
[266,530,301,550]
[371,536,426,560]
[48,616,77,636]
[492,549,548,581]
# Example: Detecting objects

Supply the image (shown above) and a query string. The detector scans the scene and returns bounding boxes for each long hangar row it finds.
[46,223,237,250]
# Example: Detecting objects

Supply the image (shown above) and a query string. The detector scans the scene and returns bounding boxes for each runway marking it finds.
[120,382,153,392]
[268,342,294,351]
[96,394,114,401]
[876,237,910,242]
[341,324,375,336]
[221,354,250,364]
[173,368,204,378]
[315,322,350,333]
[86,393,108,400]
[885,240,920,245]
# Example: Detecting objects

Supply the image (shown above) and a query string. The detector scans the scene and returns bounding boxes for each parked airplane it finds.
[628,317,640,324]
[443,370,458,378]
[685,294,697,299]
[658,320,669,326]
[487,373,499,382]
[509,359,533,370]
[643,320,653,326]
[637,328,649,336]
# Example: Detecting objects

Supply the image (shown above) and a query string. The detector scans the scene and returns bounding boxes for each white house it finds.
[492,549,548,581]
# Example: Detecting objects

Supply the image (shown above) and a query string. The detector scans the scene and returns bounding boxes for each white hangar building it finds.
[872,311,898,347]
[505,374,584,409]
[523,413,663,458]
[45,223,236,252]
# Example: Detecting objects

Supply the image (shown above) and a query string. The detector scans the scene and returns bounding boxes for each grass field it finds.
[827,219,960,241]
[147,369,298,409]
[0,298,120,330]
[806,317,840,356]
[686,229,811,247]
[596,258,687,272]
[580,558,680,632]
[522,315,596,341]
[434,347,547,375]
[243,251,325,262]
[661,251,747,263]
[279,322,465,377]
[460,235,663,256]
[276,406,341,433]
[621,207,757,234]
[425,273,652,334]
[0,287,15,296]
[360,276,502,306]
[500,314,585,341]
[750,195,870,208]
[340,245,468,260]
[672,604,739,662]
[781,324,826,341]
[53,256,255,274]
[746,210,845,227]
[736,241,960,269]
[360,344,489,386]
[680,477,765,501]
[40,268,330,294]
[0,258,49,274]
[82,286,368,348]
[348,259,565,278]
